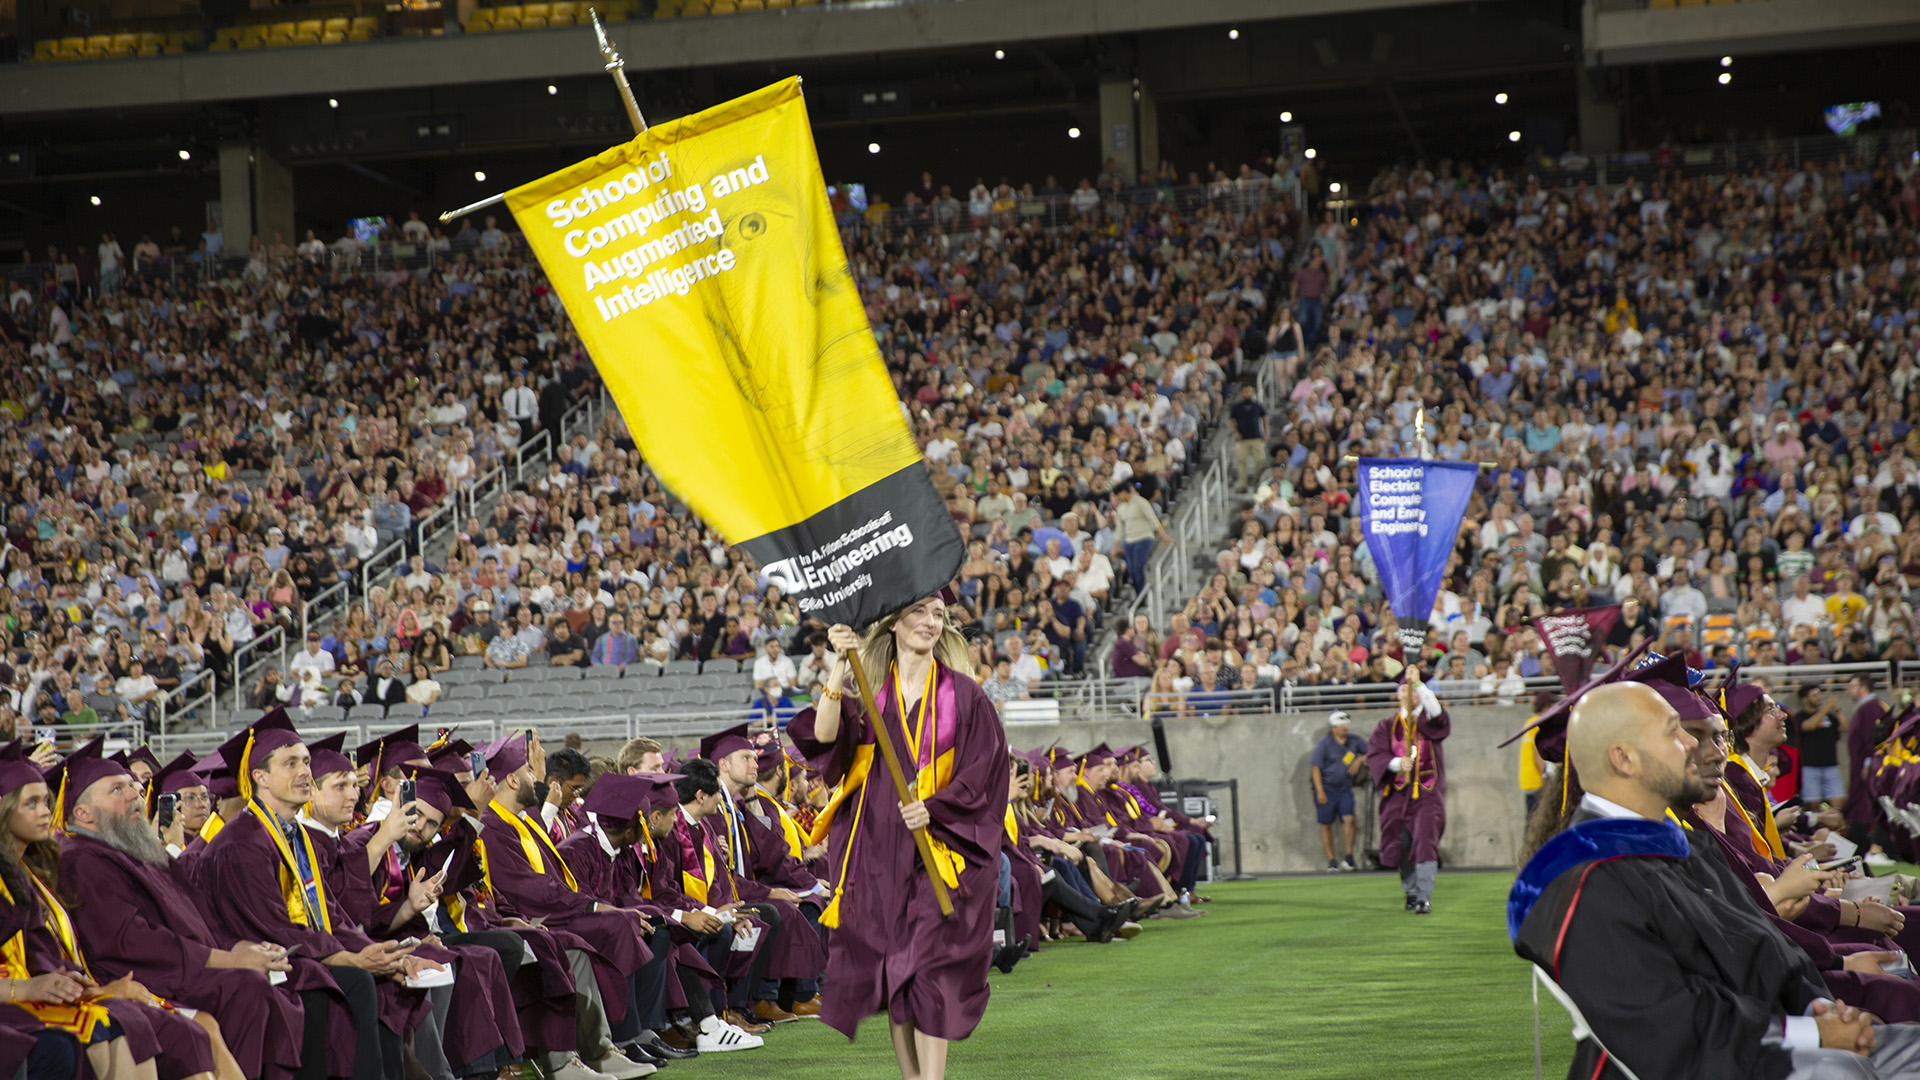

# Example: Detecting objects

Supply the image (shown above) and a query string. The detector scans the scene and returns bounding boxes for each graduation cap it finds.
[1715,659,1767,721]
[1628,652,1718,723]
[154,751,204,794]
[628,772,686,813]
[0,741,46,799]
[754,739,787,773]
[356,724,429,783]
[582,773,651,821]
[427,739,475,774]
[482,732,530,783]
[1501,641,1653,764]
[307,732,353,780]
[122,746,162,777]
[1077,742,1115,767]
[1041,746,1076,771]
[188,749,239,800]
[699,723,754,763]
[213,707,306,803]
[45,735,134,828]
[409,767,474,817]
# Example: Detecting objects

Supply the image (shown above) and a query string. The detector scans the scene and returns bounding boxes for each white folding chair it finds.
[1532,964,1642,1080]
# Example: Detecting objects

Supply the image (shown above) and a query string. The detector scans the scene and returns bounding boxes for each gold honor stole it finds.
[1002,805,1019,846]
[0,875,111,1040]
[489,799,581,891]
[253,802,334,932]
[754,784,807,861]
[808,662,964,927]
[1721,779,1781,864]
[1729,753,1787,860]
[199,811,226,843]
[1076,774,1118,826]
[678,820,721,905]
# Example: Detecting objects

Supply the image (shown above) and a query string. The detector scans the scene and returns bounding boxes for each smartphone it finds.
[156,793,178,828]
[396,936,422,948]
[33,728,54,747]
[399,778,417,813]
[468,750,486,777]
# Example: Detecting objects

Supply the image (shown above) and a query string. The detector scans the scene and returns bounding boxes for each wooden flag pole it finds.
[437,8,647,223]
[844,651,955,918]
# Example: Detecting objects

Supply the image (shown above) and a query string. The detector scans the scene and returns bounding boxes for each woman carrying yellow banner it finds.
[790,590,1008,1080]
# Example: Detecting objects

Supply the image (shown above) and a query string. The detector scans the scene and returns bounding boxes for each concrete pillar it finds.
[1137,82,1159,178]
[1576,69,1621,156]
[217,143,253,258]
[254,147,294,251]
[1098,77,1137,185]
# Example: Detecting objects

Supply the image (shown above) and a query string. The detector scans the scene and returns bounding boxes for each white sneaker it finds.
[551,1056,618,1080]
[697,1014,764,1052]
[585,1049,656,1079]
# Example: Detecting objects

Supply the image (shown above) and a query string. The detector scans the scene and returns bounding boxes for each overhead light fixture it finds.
[1067,126,1081,139]
[1329,182,1341,193]
[1280,111,1293,123]
[1718,72,1732,85]
[1227,28,1238,40]
[1508,130,1521,143]
[90,196,101,206]
[328,97,339,108]
[1720,55,1732,66]
[1494,92,1508,105]
[1304,148,1317,159]
[178,149,191,160]
[474,170,487,182]
[867,142,880,154]
[993,48,1004,59]
[547,84,558,95]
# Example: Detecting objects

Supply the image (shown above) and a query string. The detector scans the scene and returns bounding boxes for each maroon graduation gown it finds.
[56,832,311,1080]
[703,800,826,981]
[1845,696,1889,828]
[423,826,580,1055]
[478,801,651,1022]
[1046,791,1166,901]
[11,888,213,1080]
[196,807,430,1046]
[1366,705,1450,867]
[790,660,1009,1041]
[1003,813,1044,948]
[311,825,521,1066]
[557,828,720,1010]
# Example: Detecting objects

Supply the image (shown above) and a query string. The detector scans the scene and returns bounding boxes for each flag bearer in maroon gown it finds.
[791,590,1010,1080]
[1366,667,1451,914]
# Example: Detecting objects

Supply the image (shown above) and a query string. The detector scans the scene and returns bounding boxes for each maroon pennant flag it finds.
[1533,605,1623,692]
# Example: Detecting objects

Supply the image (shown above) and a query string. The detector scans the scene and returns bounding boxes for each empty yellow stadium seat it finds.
[548,13,575,25]
[519,15,546,27]
[766,0,791,8]
[708,1,735,13]
[295,19,323,35]
[320,30,344,42]
[347,28,372,39]
[736,0,762,11]
[494,4,523,18]
[323,17,349,32]
[31,39,57,60]
[350,15,377,30]
[489,16,519,29]
[550,1,578,16]
[85,34,111,49]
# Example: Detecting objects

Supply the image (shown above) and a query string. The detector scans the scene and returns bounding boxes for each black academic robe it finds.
[56,831,311,1080]
[1514,805,1824,1080]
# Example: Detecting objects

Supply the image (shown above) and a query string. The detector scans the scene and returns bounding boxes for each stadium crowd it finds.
[1128,148,1920,767]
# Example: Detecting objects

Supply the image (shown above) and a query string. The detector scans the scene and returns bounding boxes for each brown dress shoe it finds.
[659,1026,698,1051]
[750,1000,798,1023]
[786,997,822,1017]
[724,1010,774,1034]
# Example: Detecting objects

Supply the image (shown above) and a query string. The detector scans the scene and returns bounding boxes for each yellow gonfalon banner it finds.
[506,76,962,626]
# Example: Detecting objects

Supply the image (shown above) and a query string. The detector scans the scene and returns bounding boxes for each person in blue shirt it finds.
[1310,711,1368,871]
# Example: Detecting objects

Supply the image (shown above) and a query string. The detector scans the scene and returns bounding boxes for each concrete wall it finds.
[596,705,1533,876]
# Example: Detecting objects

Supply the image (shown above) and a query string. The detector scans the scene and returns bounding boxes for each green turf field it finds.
[688,873,1576,1079]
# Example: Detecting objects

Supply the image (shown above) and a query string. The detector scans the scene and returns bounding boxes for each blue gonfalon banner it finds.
[1356,459,1479,644]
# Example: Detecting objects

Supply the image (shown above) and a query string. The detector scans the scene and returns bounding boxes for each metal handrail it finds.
[300,581,350,639]
[231,623,288,701]
[361,536,406,606]
[22,720,145,753]
[158,667,217,744]
[1273,661,1909,713]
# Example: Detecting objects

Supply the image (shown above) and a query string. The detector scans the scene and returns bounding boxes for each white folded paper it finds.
[405,965,455,989]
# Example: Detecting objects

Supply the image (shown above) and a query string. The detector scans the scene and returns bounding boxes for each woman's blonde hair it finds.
[858,598,974,683]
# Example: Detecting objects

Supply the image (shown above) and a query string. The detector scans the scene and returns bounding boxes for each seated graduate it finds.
[1510,670,1920,1079]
